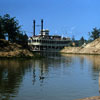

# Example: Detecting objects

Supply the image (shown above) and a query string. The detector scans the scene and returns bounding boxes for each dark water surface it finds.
[0,54,100,100]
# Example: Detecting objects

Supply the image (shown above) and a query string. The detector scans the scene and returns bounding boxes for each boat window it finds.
[34,40,36,42]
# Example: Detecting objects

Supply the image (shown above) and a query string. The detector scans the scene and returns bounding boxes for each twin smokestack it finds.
[33,19,43,36]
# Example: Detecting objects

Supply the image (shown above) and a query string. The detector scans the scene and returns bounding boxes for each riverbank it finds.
[60,38,100,55]
[0,39,34,58]
[78,96,100,100]
[1,37,100,58]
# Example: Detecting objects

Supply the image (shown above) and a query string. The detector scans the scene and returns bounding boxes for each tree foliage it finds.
[71,36,86,47]
[0,16,5,39]
[79,36,85,46]
[89,27,100,40]
[0,14,28,47]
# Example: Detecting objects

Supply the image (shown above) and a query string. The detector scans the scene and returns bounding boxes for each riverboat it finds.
[28,19,71,52]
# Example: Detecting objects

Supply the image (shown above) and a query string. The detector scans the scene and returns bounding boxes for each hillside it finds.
[81,38,100,54]
[61,38,100,55]
[0,39,34,58]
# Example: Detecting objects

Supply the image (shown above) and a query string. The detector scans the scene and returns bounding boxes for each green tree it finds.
[3,14,21,42]
[0,16,5,39]
[0,14,28,47]
[16,33,28,47]
[79,36,85,46]
[90,27,100,40]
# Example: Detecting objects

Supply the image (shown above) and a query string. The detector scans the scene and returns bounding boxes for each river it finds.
[0,54,100,100]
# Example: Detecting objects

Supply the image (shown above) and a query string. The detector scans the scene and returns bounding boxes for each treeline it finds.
[71,27,100,47]
[0,14,28,47]
[71,36,86,47]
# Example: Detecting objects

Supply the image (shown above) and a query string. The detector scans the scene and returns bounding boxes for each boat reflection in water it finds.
[0,54,100,100]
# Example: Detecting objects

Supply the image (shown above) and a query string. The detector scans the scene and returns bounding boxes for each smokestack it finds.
[41,19,43,36]
[33,20,35,36]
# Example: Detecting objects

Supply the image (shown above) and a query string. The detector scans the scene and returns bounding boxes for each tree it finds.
[0,33,5,39]
[0,16,5,39]
[3,14,21,42]
[79,36,85,46]
[90,27,100,40]
[0,14,28,47]
[16,32,28,47]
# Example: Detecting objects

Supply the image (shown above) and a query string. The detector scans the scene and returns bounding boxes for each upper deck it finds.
[28,35,71,47]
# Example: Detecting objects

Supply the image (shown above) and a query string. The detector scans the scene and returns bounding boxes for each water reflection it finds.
[0,60,32,100]
[84,55,100,94]
[62,54,100,70]
[32,56,73,86]
[62,54,100,94]
[0,54,100,100]
[0,55,74,100]
[86,55,100,71]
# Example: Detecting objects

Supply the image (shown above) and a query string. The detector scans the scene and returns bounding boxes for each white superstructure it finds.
[28,20,71,52]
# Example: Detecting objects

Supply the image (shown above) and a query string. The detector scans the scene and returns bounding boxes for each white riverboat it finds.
[28,20,71,52]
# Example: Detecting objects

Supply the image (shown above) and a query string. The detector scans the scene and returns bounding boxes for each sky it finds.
[0,0,100,40]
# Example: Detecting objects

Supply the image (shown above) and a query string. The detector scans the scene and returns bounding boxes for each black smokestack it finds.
[41,19,43,35]
[33,20,35,36]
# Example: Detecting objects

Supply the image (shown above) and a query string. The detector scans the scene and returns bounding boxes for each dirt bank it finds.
[78,96,100,100]
[61,38,100,55]
[0,39,34,58]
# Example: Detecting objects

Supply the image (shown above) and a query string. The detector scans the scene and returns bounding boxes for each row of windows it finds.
[28,39,70,44]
